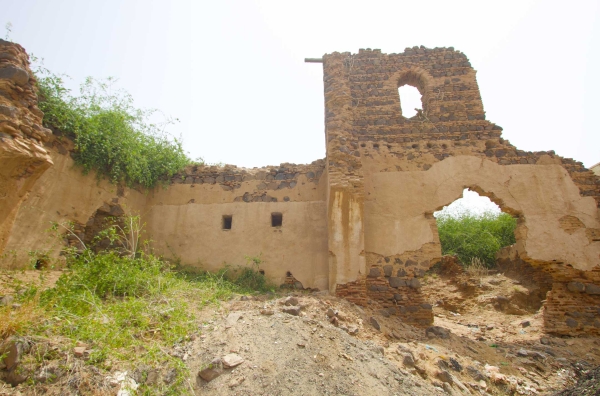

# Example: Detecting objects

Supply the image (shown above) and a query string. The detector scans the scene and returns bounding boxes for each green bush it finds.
[36,71,192,188]
[436,212,517,267]
[46,251,172,300]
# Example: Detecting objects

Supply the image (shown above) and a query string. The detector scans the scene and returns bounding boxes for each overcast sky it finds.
[3,0,599,168]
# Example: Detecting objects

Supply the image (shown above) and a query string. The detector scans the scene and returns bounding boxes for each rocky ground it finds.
[1,267,599,395]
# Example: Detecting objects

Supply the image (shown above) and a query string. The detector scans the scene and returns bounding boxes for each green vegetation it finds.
[176,254,276,295]
[436,211,517,267]
[0,217,273,394]
[35,69,193,188]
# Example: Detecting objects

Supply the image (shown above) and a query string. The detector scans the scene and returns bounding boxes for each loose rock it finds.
[222,353,244,368]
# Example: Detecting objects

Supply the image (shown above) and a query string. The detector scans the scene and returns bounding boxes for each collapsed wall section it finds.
[323,46,600,332]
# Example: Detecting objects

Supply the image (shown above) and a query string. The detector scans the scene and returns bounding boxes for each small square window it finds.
[222,215,232,230]
[271,212,282,227]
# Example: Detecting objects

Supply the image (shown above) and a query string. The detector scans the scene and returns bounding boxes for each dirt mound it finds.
[187,296,439,395]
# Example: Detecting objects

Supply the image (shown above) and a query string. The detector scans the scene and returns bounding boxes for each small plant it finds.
[232,255,274,293]
[94,213,147,258]
[465,257,489,283]
[4,22,12,41]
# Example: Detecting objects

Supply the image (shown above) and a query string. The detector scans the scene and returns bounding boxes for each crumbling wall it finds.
[2,41,598,334]
[323,47,600,332]
[143,162,329,290]
[0,40,53,253]
[0,143,147,267]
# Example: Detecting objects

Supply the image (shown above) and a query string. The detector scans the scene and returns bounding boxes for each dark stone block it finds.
[0,66,29,86]
[408,278,421,289]
[368,267,381,278]
[383,265,393,277]
[585,284,600,295]
[369,316,380,331]
[566,318,578,328]
[109,205,124,216]
[426,326,450,339]
[567,282,586,292]
[389,277,406,288]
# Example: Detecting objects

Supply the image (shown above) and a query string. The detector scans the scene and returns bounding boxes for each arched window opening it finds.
[398,85,423,118]
[433,189,517,269]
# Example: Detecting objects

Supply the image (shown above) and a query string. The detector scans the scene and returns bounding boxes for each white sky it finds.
[3,0,599,168]
[434,189,501,218]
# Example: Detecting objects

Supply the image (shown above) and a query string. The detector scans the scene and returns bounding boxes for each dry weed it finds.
[0,297,44,340]
[465,257,489,283]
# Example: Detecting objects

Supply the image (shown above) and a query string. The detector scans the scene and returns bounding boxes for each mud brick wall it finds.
[0,40,52,143]
[343,46,599,207]
[544,271,600,336]
[328,46,600,330]
[170,161,325,203]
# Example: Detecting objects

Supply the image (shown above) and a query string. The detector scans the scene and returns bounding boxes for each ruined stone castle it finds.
[1,40,599,335]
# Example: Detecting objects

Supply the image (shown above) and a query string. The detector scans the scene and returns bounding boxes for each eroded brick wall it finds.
[169,161,325,203]
[325,46,600,332]
[0,40,53,253]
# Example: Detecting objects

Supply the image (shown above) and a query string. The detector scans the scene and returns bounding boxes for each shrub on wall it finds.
[436,212,517,267]
[36,71,191,189]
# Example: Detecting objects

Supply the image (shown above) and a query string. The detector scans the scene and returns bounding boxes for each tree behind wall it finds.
[36,71,191,189]
[436,212,517,267]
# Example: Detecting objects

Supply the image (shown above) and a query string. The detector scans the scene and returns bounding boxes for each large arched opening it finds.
[423,188,553,329]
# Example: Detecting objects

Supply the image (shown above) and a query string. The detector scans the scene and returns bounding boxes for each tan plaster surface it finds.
[364,156,600,270]
[1,151,146,266]
[144,201,329,290]
[0,138,53,254]
[327,189,366,291]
